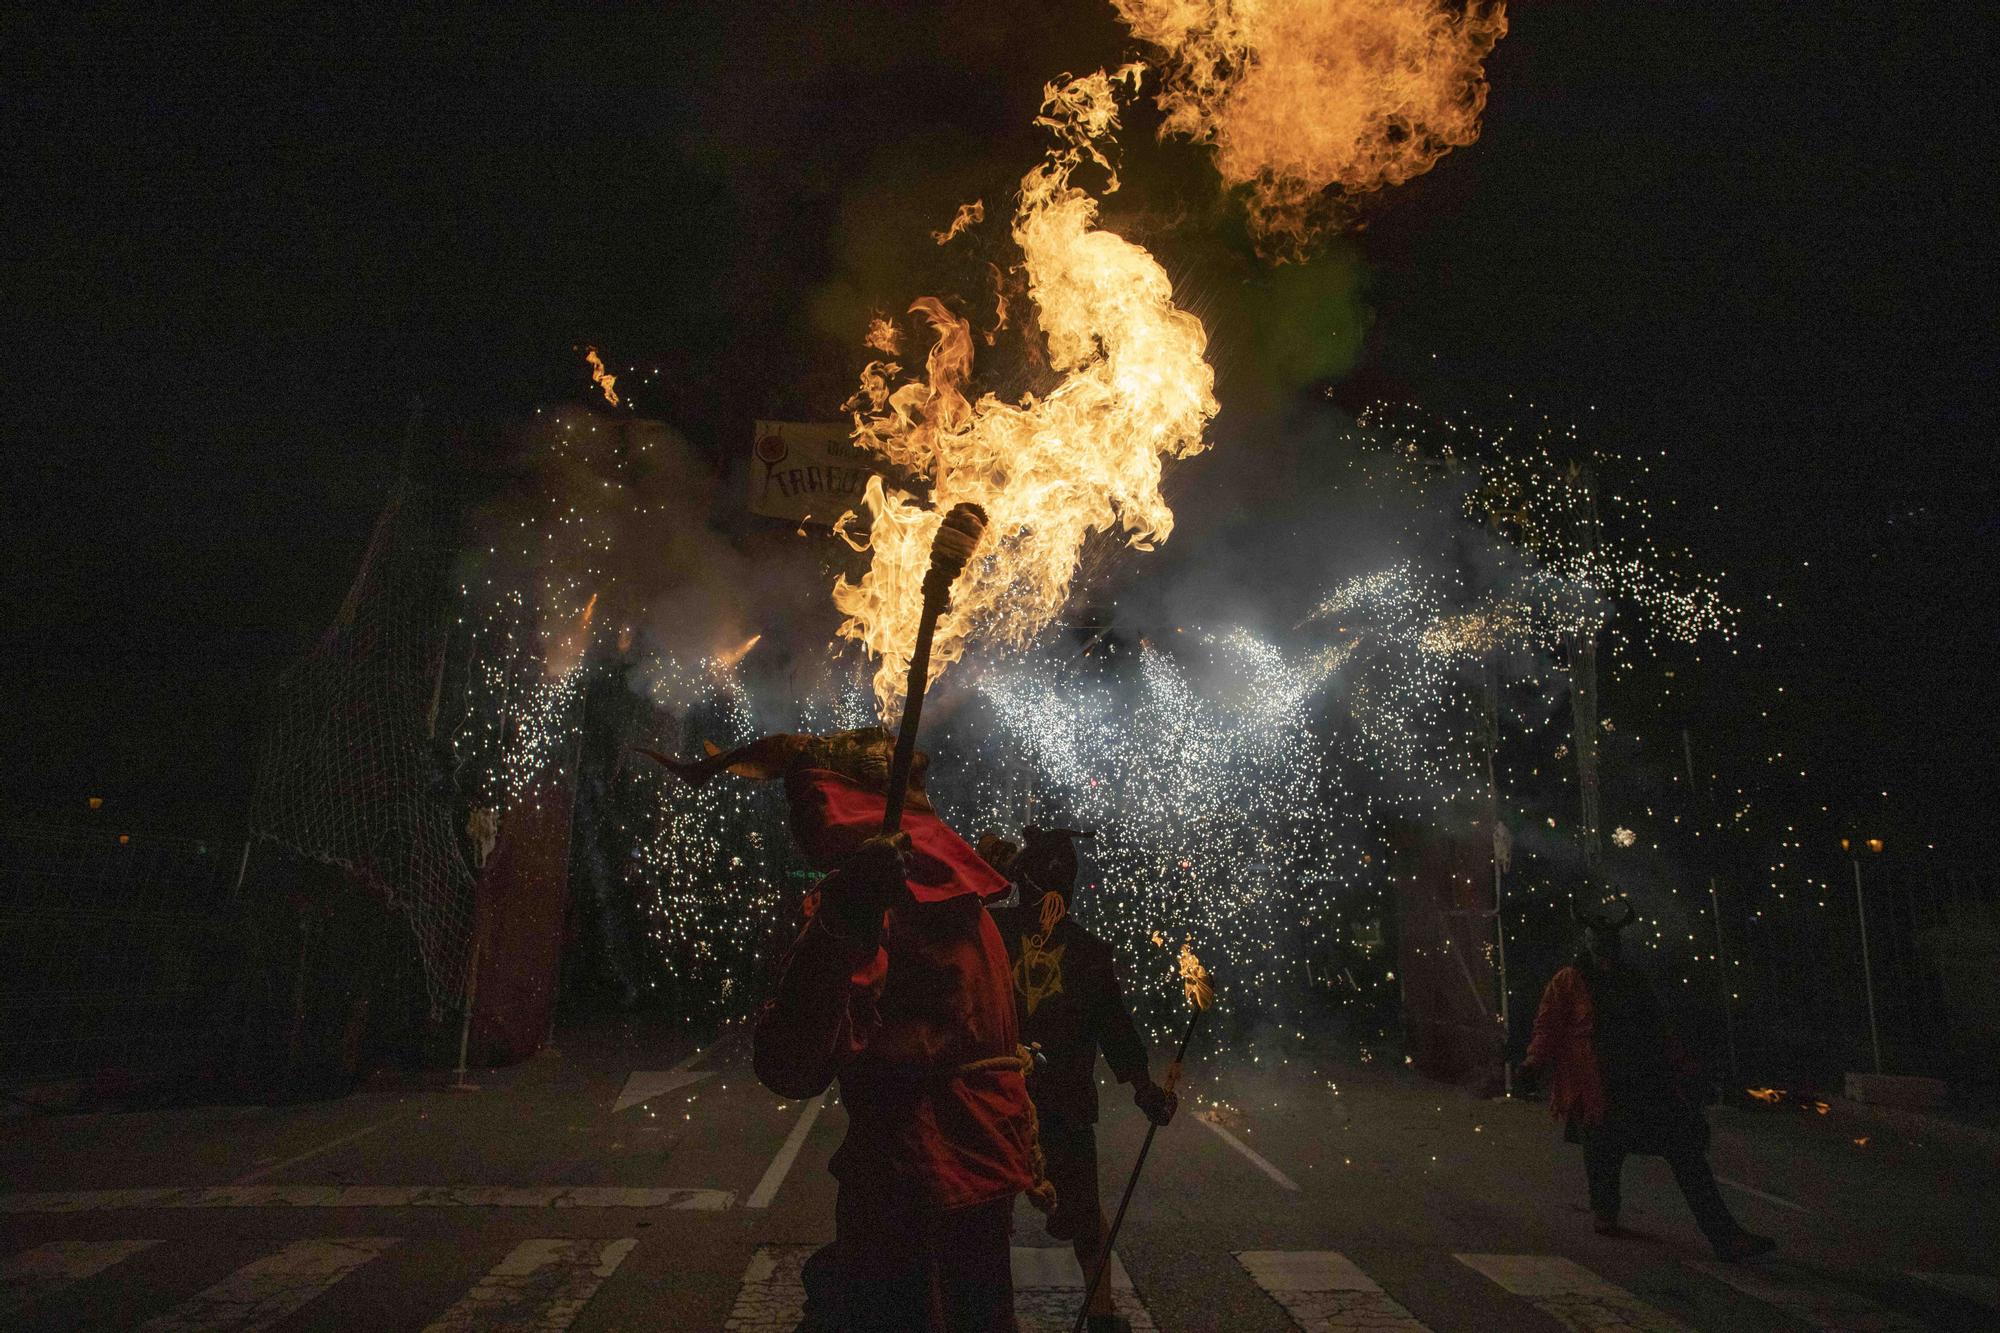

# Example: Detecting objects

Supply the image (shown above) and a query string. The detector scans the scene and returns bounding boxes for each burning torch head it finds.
[921,502,989,602]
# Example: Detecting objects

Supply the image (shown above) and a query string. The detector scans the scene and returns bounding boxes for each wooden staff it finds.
[1074,948,1213,1332]
[880,502,988,833]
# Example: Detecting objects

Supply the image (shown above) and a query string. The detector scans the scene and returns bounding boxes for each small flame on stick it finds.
[584,346,619,406]
[1178,941,1214,1010]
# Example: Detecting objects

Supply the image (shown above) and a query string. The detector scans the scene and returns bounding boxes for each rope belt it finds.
[957,1044,1059,1216]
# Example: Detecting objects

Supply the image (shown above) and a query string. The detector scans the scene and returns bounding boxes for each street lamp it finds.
[1840,835,1886,1074]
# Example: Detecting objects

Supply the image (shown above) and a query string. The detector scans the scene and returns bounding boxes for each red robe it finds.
[1524,964,1609,1126]
[751,769,1036,1211]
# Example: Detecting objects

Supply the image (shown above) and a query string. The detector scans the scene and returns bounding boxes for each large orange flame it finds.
[1114,0,1507,255]
[836,67,1217,716]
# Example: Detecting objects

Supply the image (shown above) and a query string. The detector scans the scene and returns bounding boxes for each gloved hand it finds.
[1133,1075,1178,1126]
[818,832,911,938]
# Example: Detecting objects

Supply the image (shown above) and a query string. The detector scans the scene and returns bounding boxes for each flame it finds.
[1745,1086,1784,1104]
[714,632,763,670]
[932,199,985,245]
[583,346,620,406]
[1113,0,1507,255]
[545,592,597,678]
[865,315,902,355]
[1178,940,1214,1010]
[836,66,1217,715]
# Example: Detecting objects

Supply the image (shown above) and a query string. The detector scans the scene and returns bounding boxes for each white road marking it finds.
[720,1243,1157,1332]
[1456,1253,1693,1333]
[743,1090,831,1209]
[614,1030,736,1112]
[1195,1114,1302,1191]
[1011,1245,1155,1332]
[138,1236,397,1332]
[232,1116,397,1184]
[1715,1176,1816,1214]
[2,1239,159,1315]
[422,1237,637,1331]
[1911,1271,2000,1310]
[1690,1259,1926,1331]
[0,1185,732,1211]
[1237,1250,1430,1330]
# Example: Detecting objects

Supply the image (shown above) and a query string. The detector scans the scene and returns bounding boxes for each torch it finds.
[880,502,988,833]
[1073,943,1213,1333]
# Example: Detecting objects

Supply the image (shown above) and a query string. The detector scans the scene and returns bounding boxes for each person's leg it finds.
[1663,1140,1775,1260]
[936,1195,1018,1333]
[1073,1205,1114,1318]
[830,1187,936,1331]
[1583,1135,1625,1230]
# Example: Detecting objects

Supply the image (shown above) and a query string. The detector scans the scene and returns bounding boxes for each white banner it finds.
[749,420,880,526]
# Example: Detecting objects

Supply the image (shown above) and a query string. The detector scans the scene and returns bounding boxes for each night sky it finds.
[4,4,1993,847]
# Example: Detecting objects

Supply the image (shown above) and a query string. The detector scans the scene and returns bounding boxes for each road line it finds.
[1195,1114,1302,1191]
[233,1117,397,1184]
[1237,1250,1430,1330]
[1911,1271,2000,1310]
[614,1031,736,1112]
[1690,1258,1926,1331]
[1012,1245,1155,1331]
[744,1090,831,1208]
[2,1239,159,1315]
[138,1237,397,1332]
[724,1245,811,1332]
[1715,1176,1816,1214]
[1456,1253,1693,1332]
[422,1237,637,1332]
[0,1185,732,1211]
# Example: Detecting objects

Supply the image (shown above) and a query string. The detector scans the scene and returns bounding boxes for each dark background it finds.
[3,3,1993,848]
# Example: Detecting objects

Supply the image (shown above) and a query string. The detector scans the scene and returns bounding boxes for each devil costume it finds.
[1523,899,1773,1262]
[987,827,1174,1331]
[647,729,1040,1332]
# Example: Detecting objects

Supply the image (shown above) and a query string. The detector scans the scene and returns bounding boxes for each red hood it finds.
[784,768,1007,904]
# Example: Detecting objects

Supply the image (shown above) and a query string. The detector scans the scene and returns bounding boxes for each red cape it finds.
[784,768,1008,904]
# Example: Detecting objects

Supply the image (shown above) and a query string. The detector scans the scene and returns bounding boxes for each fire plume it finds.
[714,632,763,670]
[1179,941,1215,1010]
[932,199,985,246]
[1113,0,1507,254]
[837,67,1217,716]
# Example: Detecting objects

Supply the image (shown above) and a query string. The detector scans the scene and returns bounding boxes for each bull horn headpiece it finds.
[1571,895,1637,932]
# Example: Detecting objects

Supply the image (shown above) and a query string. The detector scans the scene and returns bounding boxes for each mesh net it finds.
[249,463,474,1017]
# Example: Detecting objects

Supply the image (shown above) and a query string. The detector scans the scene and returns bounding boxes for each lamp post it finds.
[1842,836,1886,1075]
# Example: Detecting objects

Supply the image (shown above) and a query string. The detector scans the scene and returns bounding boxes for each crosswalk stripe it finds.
[1690,1259,1927,1331]
[0,1184,732,1211]
[1011,1246,1155,1332]
[2,1239,160,1315]
[745,1090,831,1208]
[720,1243,1157,1332]
[1910,1271,2000,1311]
[422,1237,637,1331]
[137,1237,398,1332]
[1237,1250,1430,1330]
[1456,1253,1692,1333]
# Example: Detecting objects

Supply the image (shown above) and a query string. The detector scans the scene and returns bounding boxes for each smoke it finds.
[1113,0,1508,256]
[464,405,837,710]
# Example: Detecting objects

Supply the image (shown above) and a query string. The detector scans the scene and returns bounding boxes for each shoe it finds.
[1592,1215,1621,1237]
[1712,1230,1776,1262]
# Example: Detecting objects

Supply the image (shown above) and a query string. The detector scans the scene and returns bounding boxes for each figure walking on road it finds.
[1520,896,1776,1263]
[649,729,1039,1332]
[986,827,1178,1333]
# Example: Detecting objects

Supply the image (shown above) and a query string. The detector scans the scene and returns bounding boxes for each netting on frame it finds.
[250,469,475,1016]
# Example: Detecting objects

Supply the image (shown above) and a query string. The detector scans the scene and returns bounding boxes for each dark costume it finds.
[1523,901,1771,1261]
[648,730,1038,1332]
[986,828,1172,1331]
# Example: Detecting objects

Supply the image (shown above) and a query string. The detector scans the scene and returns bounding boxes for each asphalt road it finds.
[3,1016,1995,1331]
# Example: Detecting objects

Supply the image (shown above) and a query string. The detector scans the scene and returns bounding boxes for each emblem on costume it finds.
[1016,890,1068,1017]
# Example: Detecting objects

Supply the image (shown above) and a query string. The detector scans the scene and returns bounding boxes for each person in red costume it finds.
[1520,897,1773,1262]
[985,827,1175,1333]
[645,727,1041,1332]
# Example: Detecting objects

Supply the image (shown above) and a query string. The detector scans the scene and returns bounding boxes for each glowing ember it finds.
[1114,0,1508,254]
[583,346,619,406]
[837,67,1217,716]
[544,591,598,678]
